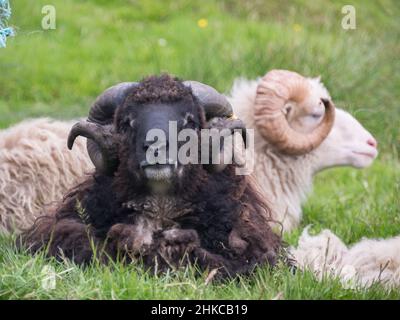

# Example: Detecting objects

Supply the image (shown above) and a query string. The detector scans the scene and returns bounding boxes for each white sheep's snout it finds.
[342,120,378,169]
[367,137,378,149]
[316,109,378,171]
[352,135,378,159]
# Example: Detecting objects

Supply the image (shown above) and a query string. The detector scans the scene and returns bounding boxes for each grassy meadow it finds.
[0,0,399,299]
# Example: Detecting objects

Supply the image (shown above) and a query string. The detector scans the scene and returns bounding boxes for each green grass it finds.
[0,0,399,299]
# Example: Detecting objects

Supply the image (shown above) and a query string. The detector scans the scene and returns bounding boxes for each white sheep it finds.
[228,70,378,232]
[230,70,400,289]
[291,227,400,289]
[0,118,93,233]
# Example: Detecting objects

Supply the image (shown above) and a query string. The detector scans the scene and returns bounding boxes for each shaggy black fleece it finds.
[19,75,283,278]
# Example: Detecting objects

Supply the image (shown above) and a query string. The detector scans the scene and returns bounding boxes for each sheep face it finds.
[115,98,202,193]
[68,75,247,195]
[315,109,378,170]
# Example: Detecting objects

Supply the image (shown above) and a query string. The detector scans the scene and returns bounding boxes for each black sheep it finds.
[19,74,283,278]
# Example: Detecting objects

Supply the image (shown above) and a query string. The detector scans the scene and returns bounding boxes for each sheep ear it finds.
[311,75,322,86]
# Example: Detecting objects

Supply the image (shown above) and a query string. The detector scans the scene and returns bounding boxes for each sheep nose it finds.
[367,137,377,148]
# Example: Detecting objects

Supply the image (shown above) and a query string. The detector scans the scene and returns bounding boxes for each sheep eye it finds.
[129,119,135,128]
[311,113,323,119]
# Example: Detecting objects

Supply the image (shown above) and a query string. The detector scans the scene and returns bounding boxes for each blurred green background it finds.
[1,0,399,154]
[0,0,399,299]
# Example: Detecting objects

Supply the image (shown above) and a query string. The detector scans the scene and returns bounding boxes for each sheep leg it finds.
[106,222,159,260]
[157,228,200,267]
[192,222,281,278]
[192,247,241,278]
[18,216,102,265]
[158,229,255,277]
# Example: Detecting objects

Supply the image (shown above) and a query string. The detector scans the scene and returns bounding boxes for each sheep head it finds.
[263,75,378,169]
[254,69,335,155]
[67,75,246,192]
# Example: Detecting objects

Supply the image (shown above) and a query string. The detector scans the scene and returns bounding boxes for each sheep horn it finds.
[183,81,233,120]
[185,81,248,172]
[68,82,138,175]
[184,80,247,145]
[254,69,335,155]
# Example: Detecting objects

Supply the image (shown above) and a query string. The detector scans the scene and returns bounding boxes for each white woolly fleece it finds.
[290,228,400,289]
[0,118,93,233]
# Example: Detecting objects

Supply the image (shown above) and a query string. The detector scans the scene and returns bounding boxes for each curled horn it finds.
[183,81,247,142]
[184,81,248,172]
[254,70,335,155]
[68,82,138,175]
